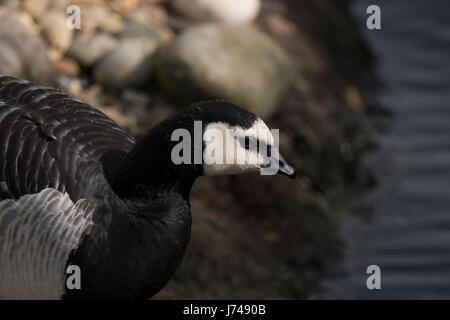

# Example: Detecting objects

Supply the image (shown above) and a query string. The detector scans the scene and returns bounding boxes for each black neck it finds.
[111,113,203,202]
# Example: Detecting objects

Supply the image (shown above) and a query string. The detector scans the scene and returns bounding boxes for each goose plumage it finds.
[0,75,295,299]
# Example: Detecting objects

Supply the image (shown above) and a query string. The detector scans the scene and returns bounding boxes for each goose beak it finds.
[277,153,296,179]
[261,148,296,179]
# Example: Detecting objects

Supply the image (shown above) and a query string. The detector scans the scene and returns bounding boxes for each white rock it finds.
[172,0,260,25]
[41,10,73,53]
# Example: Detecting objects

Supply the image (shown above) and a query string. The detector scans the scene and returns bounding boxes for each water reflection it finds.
[314,0,450,299]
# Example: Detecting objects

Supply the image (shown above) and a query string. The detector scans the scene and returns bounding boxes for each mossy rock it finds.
[155,24,293,116]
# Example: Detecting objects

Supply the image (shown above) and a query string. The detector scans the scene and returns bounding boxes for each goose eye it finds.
[244,136,250,149]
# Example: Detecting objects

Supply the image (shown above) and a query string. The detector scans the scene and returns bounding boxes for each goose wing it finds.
[0,76,136,299]
[0,76,135,202]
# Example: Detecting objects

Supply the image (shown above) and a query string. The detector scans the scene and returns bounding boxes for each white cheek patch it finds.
[242,118,274,146]
[202,119,275,176]
[203,123,252,175]
[203,125,226,166]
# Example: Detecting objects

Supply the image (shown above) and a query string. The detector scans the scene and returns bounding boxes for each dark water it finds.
[314,0,450,299]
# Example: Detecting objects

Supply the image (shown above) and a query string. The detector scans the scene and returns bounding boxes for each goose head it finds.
[113,101,295,200]
[171,101,296,179]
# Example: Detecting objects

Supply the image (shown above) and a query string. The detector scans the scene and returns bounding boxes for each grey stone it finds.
[93,34,159,89]
[0,12,54,84]
[155,24,292,116]
[0,40,23,77]
[67,32,118,68]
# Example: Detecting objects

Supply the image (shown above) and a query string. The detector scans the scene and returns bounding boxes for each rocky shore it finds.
[0,0,379,298]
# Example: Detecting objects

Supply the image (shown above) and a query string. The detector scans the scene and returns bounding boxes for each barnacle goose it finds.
[0,75,295,300]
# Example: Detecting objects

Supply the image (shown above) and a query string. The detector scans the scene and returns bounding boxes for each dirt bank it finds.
[156,0,379,298]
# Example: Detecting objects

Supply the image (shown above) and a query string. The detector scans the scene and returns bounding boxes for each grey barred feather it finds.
[0,188,94,299]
